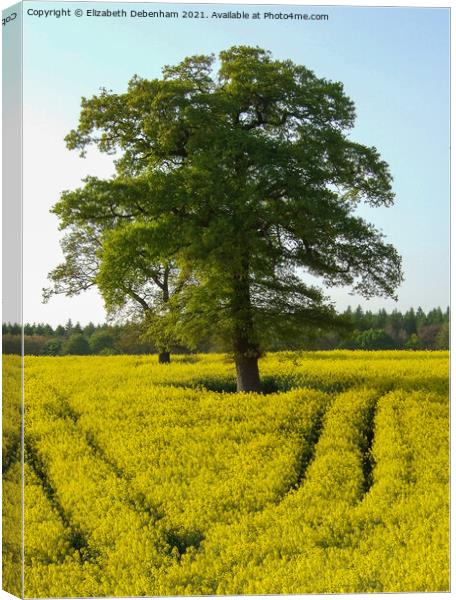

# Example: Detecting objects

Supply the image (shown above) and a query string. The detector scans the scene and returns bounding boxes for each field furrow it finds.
[158,388,382,595]
[24,462,79,565]
[2,461,22,598]
[15,351,448,596]
[25,381,176,596]
[350,389,449,592]
[64,385,330,531]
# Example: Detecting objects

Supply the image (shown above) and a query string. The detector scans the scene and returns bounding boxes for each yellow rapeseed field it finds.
[2,351,449,596]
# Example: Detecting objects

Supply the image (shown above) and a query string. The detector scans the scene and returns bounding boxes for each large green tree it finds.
[48,46,402,391]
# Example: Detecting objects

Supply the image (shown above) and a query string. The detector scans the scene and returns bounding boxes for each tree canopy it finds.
[45,46,403,391]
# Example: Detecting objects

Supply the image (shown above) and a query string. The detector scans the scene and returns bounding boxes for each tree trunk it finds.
[231,252,262,393]
[235,354,261,393]
[158,351,171,364]
[157,267,172,365]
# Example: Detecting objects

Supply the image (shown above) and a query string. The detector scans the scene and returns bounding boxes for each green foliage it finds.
[1,333,21,354]
[24,336,50,356]
[405,333,421,350]
[435,321,449,349]
[88,330,115,355]
[47,46,402,381]
[43,338,63,356]
[62,334,90,356]
[355,328,396,350]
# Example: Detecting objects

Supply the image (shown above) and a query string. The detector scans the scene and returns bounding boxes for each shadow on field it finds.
[24,438,97,563]
[2,435,21,476]
[193,375,280,394]
[161,372,447,396]
[188,376,350,395]
[164,527,205,558]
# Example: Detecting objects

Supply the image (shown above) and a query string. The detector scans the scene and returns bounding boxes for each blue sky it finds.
[19,2,449,324]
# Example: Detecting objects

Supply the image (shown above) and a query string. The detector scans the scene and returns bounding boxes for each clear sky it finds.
[16,1,450,325]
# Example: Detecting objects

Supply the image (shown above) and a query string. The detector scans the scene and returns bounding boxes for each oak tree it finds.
[47,46,402,390]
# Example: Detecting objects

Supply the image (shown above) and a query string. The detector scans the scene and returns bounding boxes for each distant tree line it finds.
[2,306,449,356]
[312,306,449,351]
[2,320,161,356]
